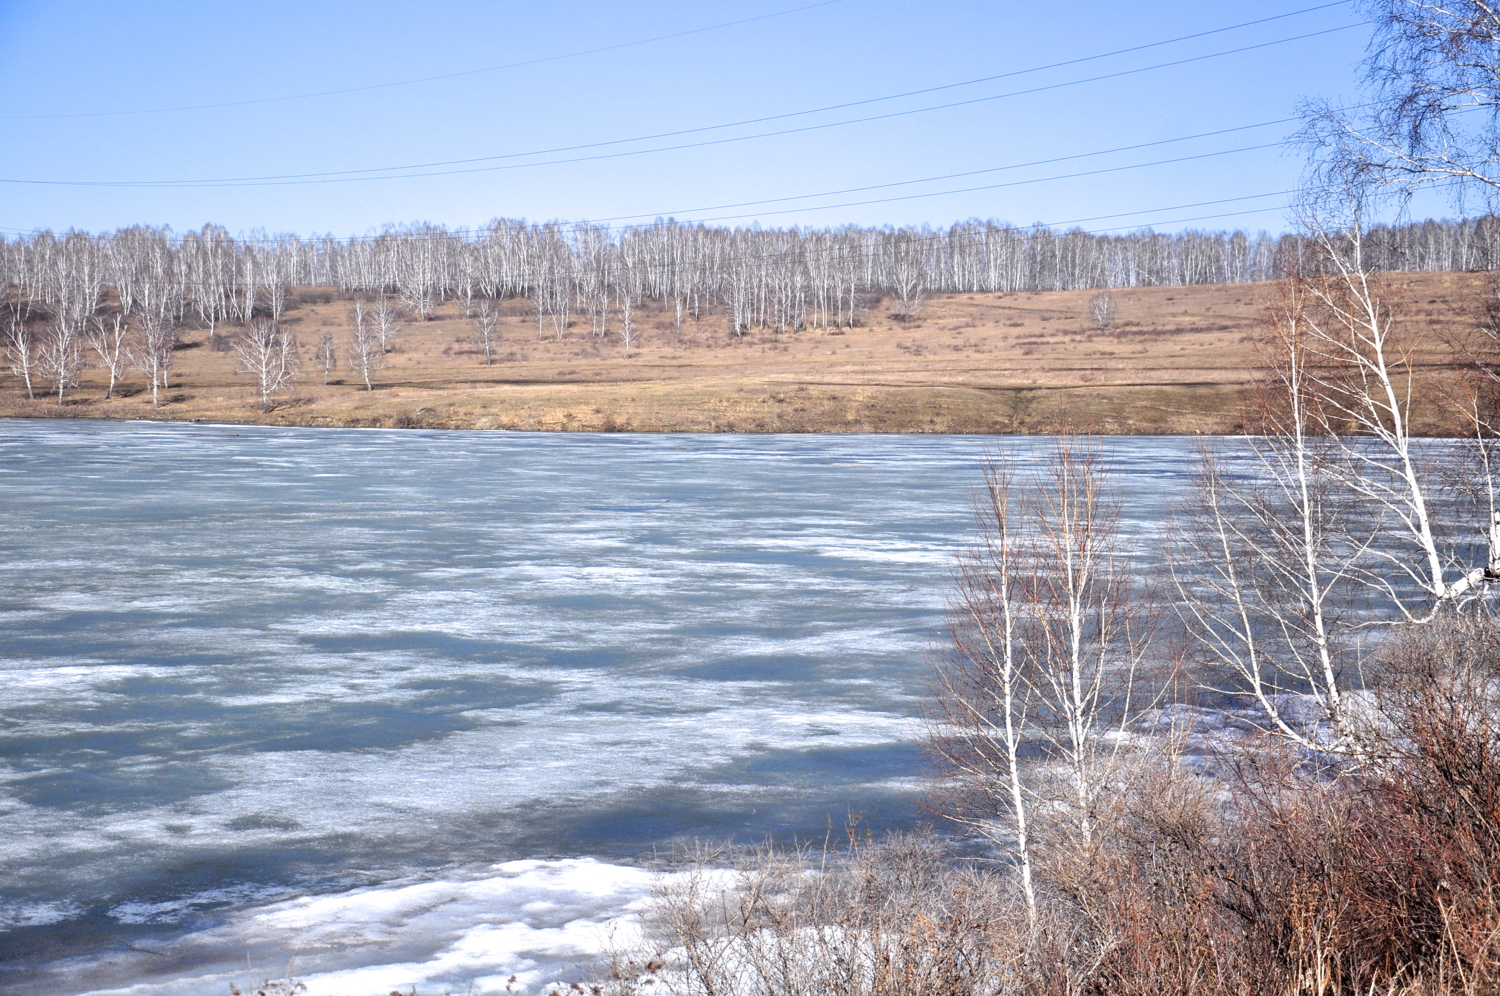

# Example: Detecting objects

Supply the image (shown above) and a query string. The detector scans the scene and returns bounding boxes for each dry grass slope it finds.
[2,271,1484,434]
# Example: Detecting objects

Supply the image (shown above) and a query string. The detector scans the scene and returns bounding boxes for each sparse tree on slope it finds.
[36,316,83,405]
[234,318,299,413]
[314,331,337,385]
[86,313,129,399]
[4,314,37,400]
[126,308,174,408]
[347,298,384,391]
[1089,291,1117,329]
[473,298,498,365]
[369,294,401,353]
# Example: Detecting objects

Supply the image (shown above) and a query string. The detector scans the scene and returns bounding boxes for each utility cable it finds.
[0,0,849,121]
[0,21,1360,187]
[585,118,1309,223]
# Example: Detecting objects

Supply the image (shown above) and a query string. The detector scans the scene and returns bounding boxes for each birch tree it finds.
[1172,282,1364,751]
[86,313,129,399]
[10,214,1500,350]
[617,266,644,360]
[1303,0,1500,212]
[473,297,497,364]
[929,460,1038,922]
[234,319,299,413]
[127,309,175,407]
[1175,202,1500,753]
[4,315,37,399]
[929,439,1159,922]
[888,229,926,323]
[369,294,401,353]
[1089,291,1117,329]
[1301,207,1497,613]
[347,298,384,391]
[314,331,337,385]
[37,316,84,405]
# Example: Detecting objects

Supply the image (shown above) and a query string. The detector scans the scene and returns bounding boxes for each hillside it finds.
[1,271,1485,434]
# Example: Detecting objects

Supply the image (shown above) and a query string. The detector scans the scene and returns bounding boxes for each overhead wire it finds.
[579,116,1310,224]
[0,0,850,121]
[0,17,1362,187]
[610,143,1288,226]
[0,133,1295,244]
[0,2,1381,252]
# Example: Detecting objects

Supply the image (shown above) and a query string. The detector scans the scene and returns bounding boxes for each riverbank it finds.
[2,272,1478,434]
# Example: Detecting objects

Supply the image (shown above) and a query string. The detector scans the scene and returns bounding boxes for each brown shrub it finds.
[603,616,1500,996]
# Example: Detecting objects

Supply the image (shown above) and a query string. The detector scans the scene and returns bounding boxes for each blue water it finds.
[0,421,1196,994]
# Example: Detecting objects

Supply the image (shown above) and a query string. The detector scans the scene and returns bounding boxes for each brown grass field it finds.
[2,270,1488,434]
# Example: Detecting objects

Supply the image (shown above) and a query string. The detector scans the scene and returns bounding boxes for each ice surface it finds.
[0,423,1208,994]
[68,859,661,996]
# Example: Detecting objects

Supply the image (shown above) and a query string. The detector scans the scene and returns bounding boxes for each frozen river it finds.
[0,422,1197,995]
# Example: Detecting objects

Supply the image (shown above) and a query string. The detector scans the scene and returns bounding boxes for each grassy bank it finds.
[3,271,1481,434]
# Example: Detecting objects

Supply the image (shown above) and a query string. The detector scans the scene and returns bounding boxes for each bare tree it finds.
[184,224,232,343]
[930,459,1038,922]
[4,315,37,400]
[888,229,927,323]
[369,294,401,353]
[473,297,497,365]
[126,309,174,407]
[1298,198,1497,613]
[234,319,299,413]
[314,331,337,385]
[723,256,753,338]
[86,313,129,399]
[1172,275,1361,750]
[618,283,638,359]
[1175,202,1500,754]
[928,439,1160,924]
[1088,291,1117,329]
[1015,439,1158,846]
[17,215,1500,343]
[346,298,384,391]
[1303,0,1500,212]
[36,316,84,405]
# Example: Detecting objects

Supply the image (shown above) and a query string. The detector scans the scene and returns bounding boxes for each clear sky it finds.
[0,0,1390,237]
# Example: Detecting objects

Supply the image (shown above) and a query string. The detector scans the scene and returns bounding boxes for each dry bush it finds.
[1222,615,1500,996]
[1038,753,1249,996]
[604,616,1500,996]
[603,834,1023,996]
[604,763,1245,996]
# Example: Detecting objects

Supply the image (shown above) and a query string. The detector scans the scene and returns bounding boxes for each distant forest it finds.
[5,216,1500,339]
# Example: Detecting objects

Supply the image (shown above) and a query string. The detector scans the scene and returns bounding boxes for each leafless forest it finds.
[6,215,1500,411]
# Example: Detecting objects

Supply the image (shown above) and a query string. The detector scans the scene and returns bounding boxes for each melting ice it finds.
[0,421,1202,994]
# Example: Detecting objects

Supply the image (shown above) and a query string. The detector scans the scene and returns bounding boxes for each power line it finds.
[649,143,1288,226]
[1082,204,1288,234]
[0,0,849,121]
[0,126,1298,244]
[0,137,1289,244]
[0,21,1361,188]
[1016,191,1293,230]
[586,117,1308,223]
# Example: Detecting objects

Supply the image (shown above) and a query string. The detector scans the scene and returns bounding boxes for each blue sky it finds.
[0,0,1389,236]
